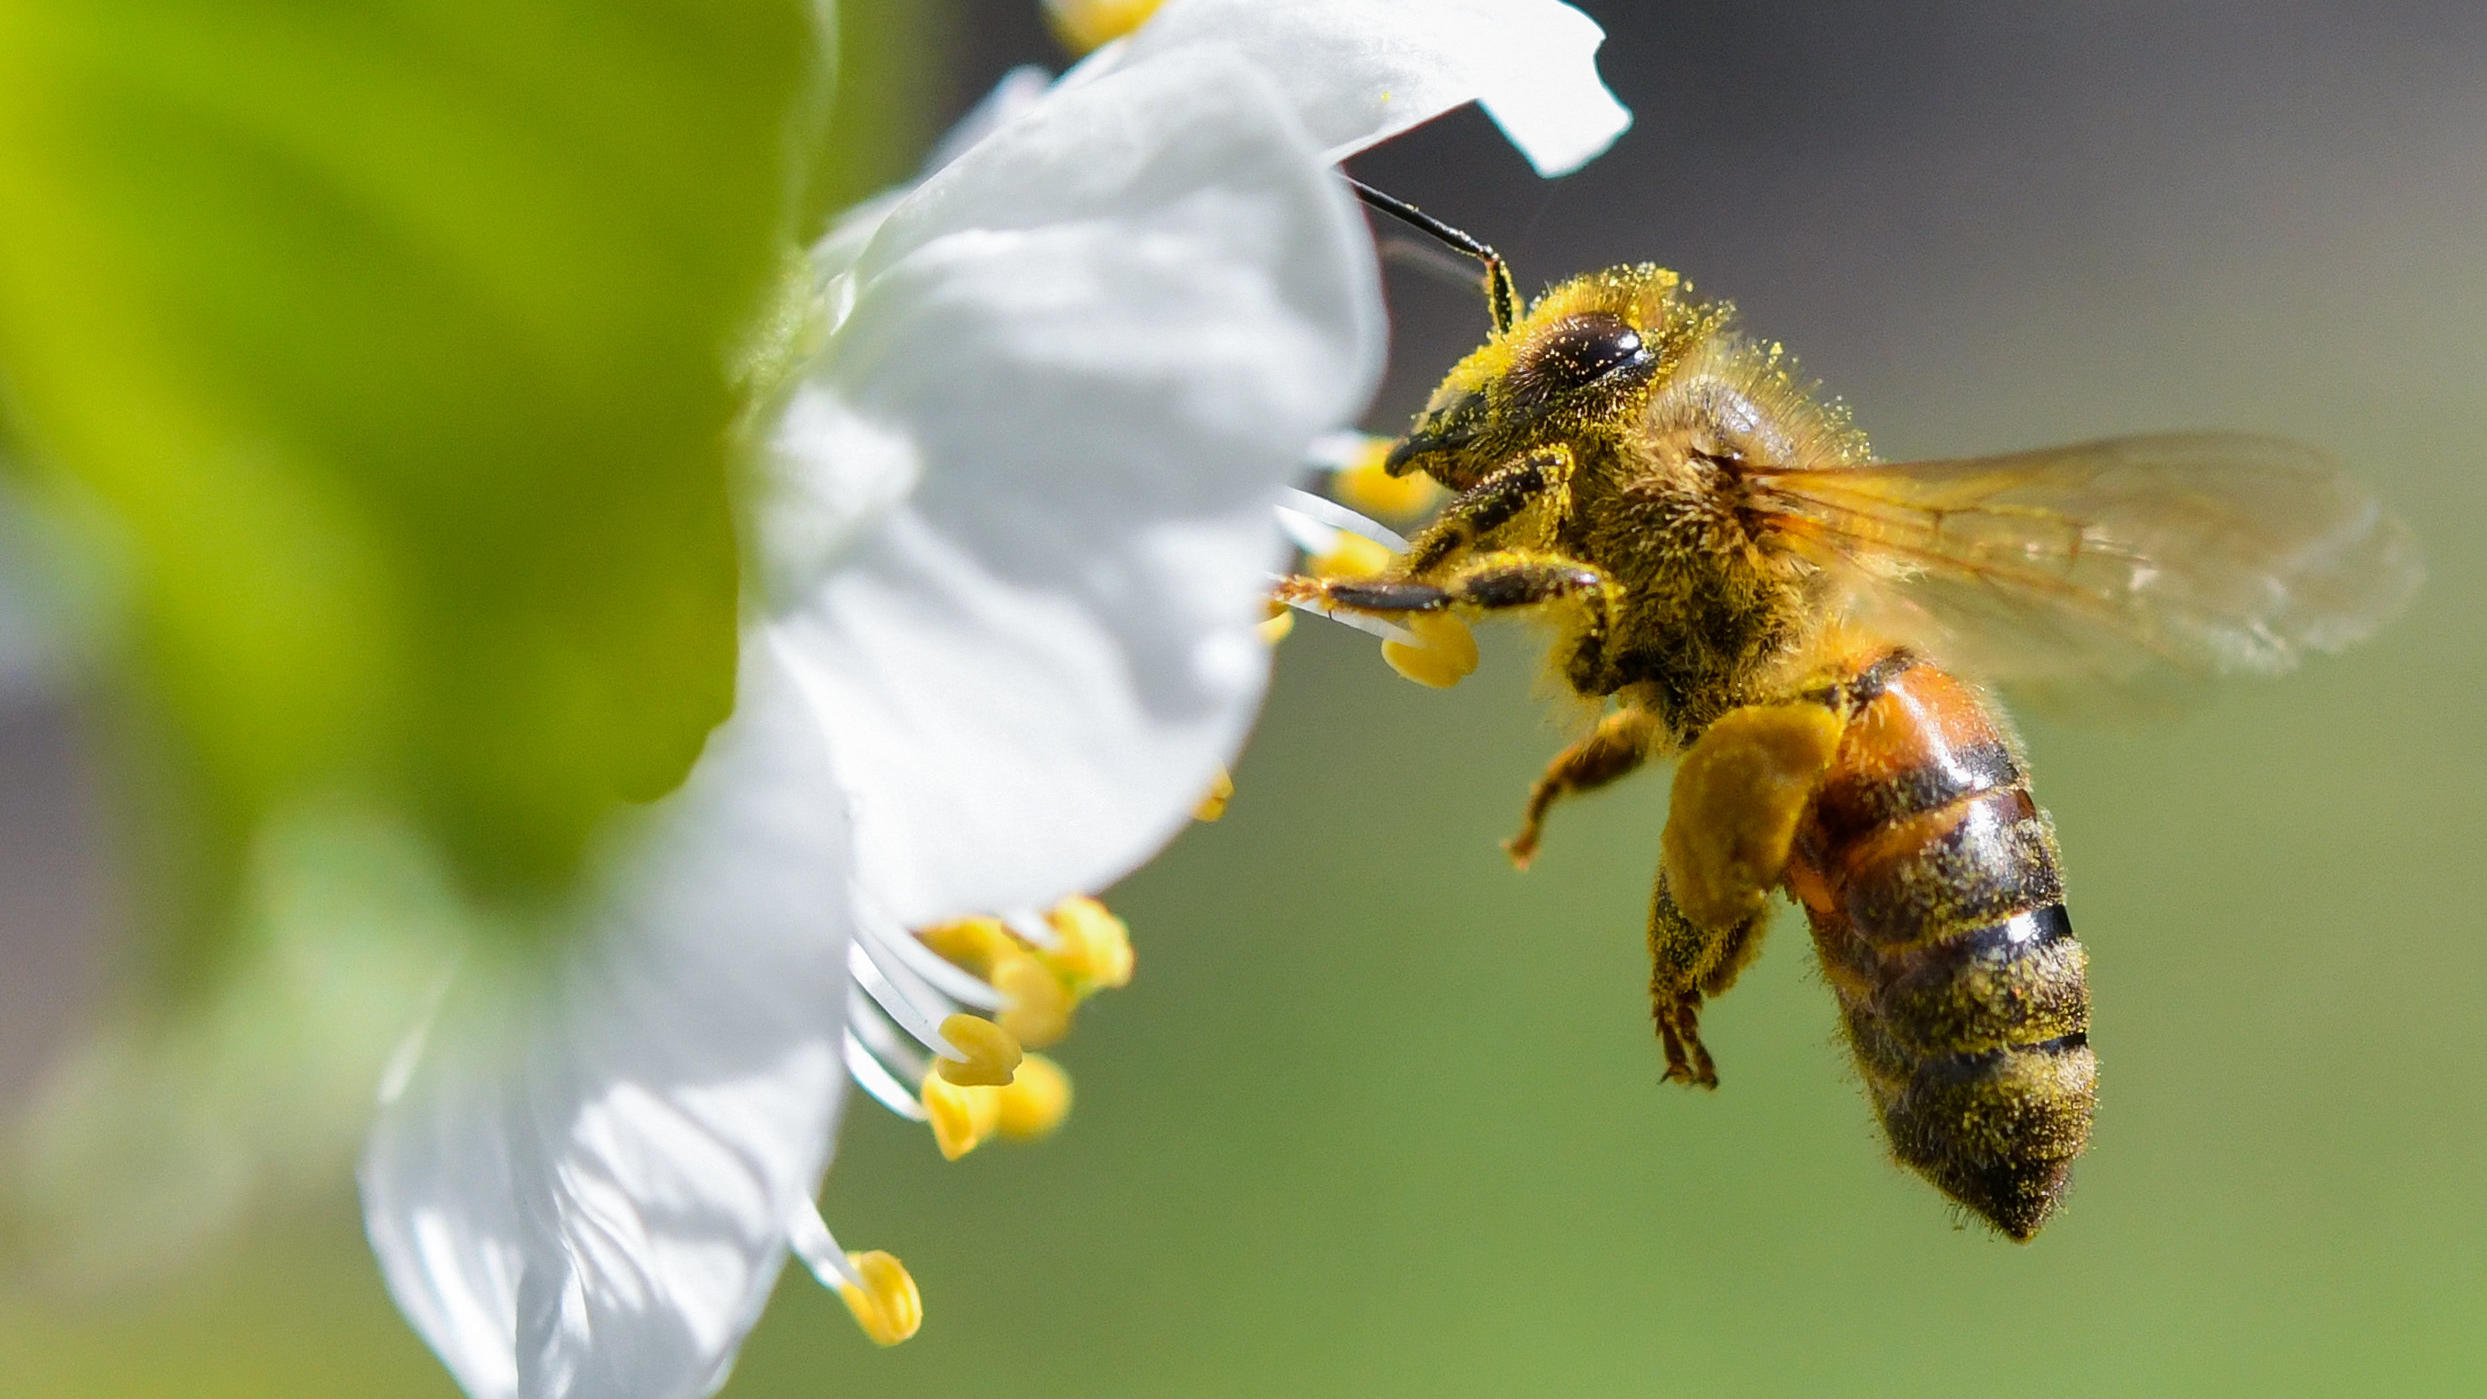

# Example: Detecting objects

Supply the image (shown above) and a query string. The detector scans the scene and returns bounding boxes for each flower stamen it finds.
[992,952,1072,1048]
[921,1071,1003,1160]
[934,1012,1023,1086]
[1309,530,1392,581]
[1002,908,1062,953]
[917,914,1015,976]
[1193,766,1236,820]
[1382,612,1480,688]
[1045,896,1134,989]
[786,1202,923,1346]
[995,1054,1073,1140]
[858,906,1007,1010]
[842,1025,931,1122]
[1277,486,1412,554]
[1042,0,1165,55]
[847,942,961,1059]
[843,898,1133,1160]
[1311,431,1446,520]
[838,1252,925,1347]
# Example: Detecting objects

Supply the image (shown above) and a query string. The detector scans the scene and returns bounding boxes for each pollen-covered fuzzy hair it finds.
[1428,264,1718,407]
[1646,330,1875,476]
[1396,265,1750,491]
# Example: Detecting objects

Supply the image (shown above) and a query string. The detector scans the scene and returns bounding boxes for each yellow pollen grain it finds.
[837,1250,923,1346]
[995,1054,1074,1140]
[934,1013,1023,1087]
[993,953,1073,1049]
[918,916,1011,976]
[1193,767,1235,821]
[1332,438,1444,519]
[1382,612,1478,688]
[1256,609,1296,645]
[921,1072,1002,1160]
[1042,0,1163,54]
[1046,896,1134,989]
[1309,531,1393,580]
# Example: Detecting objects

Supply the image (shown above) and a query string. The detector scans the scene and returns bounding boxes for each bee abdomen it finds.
[1844,906,2096,1240]
[1835,787,2064,949]
[1789,658,2096,1240]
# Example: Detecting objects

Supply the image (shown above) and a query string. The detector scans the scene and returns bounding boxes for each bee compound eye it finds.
[1532,311,1654,388]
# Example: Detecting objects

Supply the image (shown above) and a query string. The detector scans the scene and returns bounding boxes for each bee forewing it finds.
[1749,433,2423,714]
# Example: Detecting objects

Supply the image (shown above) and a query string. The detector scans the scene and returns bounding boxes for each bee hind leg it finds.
[1661,702,1846,932]
[1649,874,1749,1088]
[1646,701,1847,1089]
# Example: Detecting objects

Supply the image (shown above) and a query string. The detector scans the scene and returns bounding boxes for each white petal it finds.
[1079,0,1631,176]
[766,51,1380,925]
[361,637,850,1399]
[800,66,1056,292]
[918,63,1056,177]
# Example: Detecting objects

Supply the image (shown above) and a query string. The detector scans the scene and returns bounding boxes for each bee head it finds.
[1386,264,1694,490]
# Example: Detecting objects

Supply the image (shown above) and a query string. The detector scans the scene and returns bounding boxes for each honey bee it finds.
[1282,183,2421,1240]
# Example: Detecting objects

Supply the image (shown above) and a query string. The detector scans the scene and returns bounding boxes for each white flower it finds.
[360,4,1629,1397]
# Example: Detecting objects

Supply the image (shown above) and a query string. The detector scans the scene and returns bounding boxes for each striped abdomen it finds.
[1785,656,2096,1240]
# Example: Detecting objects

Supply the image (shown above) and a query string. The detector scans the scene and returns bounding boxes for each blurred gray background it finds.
[6,2,2483,1395]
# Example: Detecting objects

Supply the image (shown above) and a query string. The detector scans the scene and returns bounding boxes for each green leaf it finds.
[0,0,828,949]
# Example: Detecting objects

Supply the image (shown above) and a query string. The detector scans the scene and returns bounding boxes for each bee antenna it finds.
[1345,177,1521,336]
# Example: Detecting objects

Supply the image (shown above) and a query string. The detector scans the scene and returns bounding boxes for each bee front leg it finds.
[1277,549,1623,693]
[1648,701,1847,1089]
[1395,445,1571,575]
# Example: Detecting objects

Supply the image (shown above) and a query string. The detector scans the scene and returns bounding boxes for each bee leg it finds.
[1281,548,1620,674]
[1646,702,1847,1089]
[1660,702,1846,931]
[1274,550,1621,696]
[1649,874,1742,1088]
[1506,706,1664,869]
[1397,445,1571,575]
[1427,550,1623,695]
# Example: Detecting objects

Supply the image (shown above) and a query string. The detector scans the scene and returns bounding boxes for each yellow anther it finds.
[836,1250,923,1346]
[1255,609,1296,645]
[1193,767,1235,821]
[1045,896,1134,990]
[995,1054,1074,1141]
[921,1071,1002,1160]
[918,915,1012,976]
[1309,531,1392,581]
[993,952,1072,1049]
[1382,612,1479,688]
[1332,437,1445,519]
[934,1013,1023,1087]
[1042,0,1163,54]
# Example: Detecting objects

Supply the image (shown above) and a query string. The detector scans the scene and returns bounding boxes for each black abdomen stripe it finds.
[1813,737,2022,838]
[1843,903,2088,1067]
[1841,790,2064,946]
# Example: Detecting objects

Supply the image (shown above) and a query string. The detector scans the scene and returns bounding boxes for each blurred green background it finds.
[5,1,2485,1395]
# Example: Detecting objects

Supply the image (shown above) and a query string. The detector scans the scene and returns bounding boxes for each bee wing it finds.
[1749,433,2422,713]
